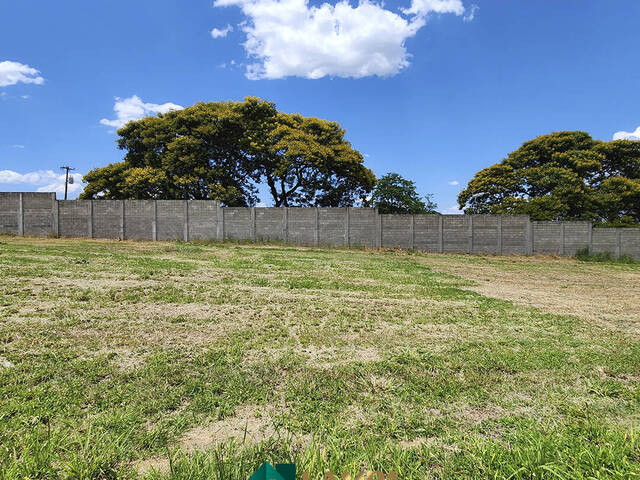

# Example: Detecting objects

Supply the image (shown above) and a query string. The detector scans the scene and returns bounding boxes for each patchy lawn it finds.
[0,236,639,479]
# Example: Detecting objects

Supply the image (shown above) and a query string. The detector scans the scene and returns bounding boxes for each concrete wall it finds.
[1,192,638,259]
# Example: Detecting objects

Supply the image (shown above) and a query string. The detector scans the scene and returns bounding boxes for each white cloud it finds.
[100,95,184,129]
[613,125,640,141]
[211,24,234,38]
[0,169,85,196]
[448,180,459,186]
[213,0,467,80]
[0,61,45,87]
[12,145,25,149]
[463,3,478,22]
[402,0,464,17]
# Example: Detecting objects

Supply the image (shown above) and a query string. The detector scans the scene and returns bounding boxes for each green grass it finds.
[575,247,638,264]
[0,236,639,479]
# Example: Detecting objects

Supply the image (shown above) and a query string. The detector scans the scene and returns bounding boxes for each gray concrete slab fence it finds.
[1,192,639,259]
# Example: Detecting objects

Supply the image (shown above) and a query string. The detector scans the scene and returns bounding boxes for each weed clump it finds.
[575,247,637,264]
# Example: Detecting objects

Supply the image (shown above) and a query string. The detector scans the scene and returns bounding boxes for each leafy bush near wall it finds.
[593,219,640,228]
[575,247,638,264]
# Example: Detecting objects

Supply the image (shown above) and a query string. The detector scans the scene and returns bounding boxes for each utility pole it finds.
[60,166,75,200]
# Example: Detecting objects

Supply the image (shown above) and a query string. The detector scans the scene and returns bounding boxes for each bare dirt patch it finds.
[179,405,281,451]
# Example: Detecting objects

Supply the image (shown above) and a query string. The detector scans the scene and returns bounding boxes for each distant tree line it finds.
[83,100,638,225]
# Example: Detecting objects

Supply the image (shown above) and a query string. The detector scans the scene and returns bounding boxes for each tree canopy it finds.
[457,131,640,224]
[366,173,437,214]
[81,98,376,207]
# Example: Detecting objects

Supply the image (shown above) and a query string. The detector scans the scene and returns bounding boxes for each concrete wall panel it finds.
[124,200,153,240]
[564,222,591,256]
[189,200,217,240]
[414,215,440,252]
[533,222,562,255]
[287,208,316,246]
[22,193,54,236]
[472,215,499,254]
[157,200,184,241]
[58,200,90,238]
[92,201,121,239]
[224,207,252,240]
[256,208,285,242]
[0,193,19,234]
[382,214,412,249]
[621,229,640,260]
[349,208,377,248]
[443,215,470,253]
[502,215,528,254]
[318,208,346,247]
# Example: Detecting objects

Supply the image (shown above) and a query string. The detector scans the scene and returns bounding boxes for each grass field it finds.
[1,236,639,479]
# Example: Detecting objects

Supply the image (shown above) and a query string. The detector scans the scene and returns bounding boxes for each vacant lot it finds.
[1,236,639,479]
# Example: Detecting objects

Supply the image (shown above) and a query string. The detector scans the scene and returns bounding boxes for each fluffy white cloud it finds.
[448,180,459,186]
[0,169,85,196]
[213,0,467,79]
[613,125,640,141]
[0,61,45,87]
[100,95,183,129]
[211,24,234,38]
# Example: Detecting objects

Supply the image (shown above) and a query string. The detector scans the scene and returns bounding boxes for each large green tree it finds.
[458,131,640,224]
[81,98,376,207]
[366,173,437,214]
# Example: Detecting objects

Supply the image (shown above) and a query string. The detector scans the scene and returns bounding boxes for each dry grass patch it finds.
[419,254,640,328]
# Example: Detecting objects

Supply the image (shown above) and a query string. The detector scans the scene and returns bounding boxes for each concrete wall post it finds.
[560,222,565,256]
[616,229,622,259]
[251,207,256,241]
[468,215,473,254]
[216,202,223,240]
[314,208,319,248]
[497,215,503,254]
[17,193,24,236]
[587,222,593,253]
[152,200,157,241]
[438,215,444,253]
[283,207,289,243]
[183,200,189,242]
[526,219,533,255]
[119,200,125,240]
[88,200,94,238]
[344,207,350,247]
[376,210,382,249]
[410,214,415,250]
[51,193,58,237]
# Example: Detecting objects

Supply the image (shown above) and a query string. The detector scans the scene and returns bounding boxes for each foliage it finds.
[575,247,638,264]
[366,173,437,214]
[81,98,375,207]
[458,131,640,224]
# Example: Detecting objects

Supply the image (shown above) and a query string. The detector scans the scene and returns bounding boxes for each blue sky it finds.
[1,0,639,211]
